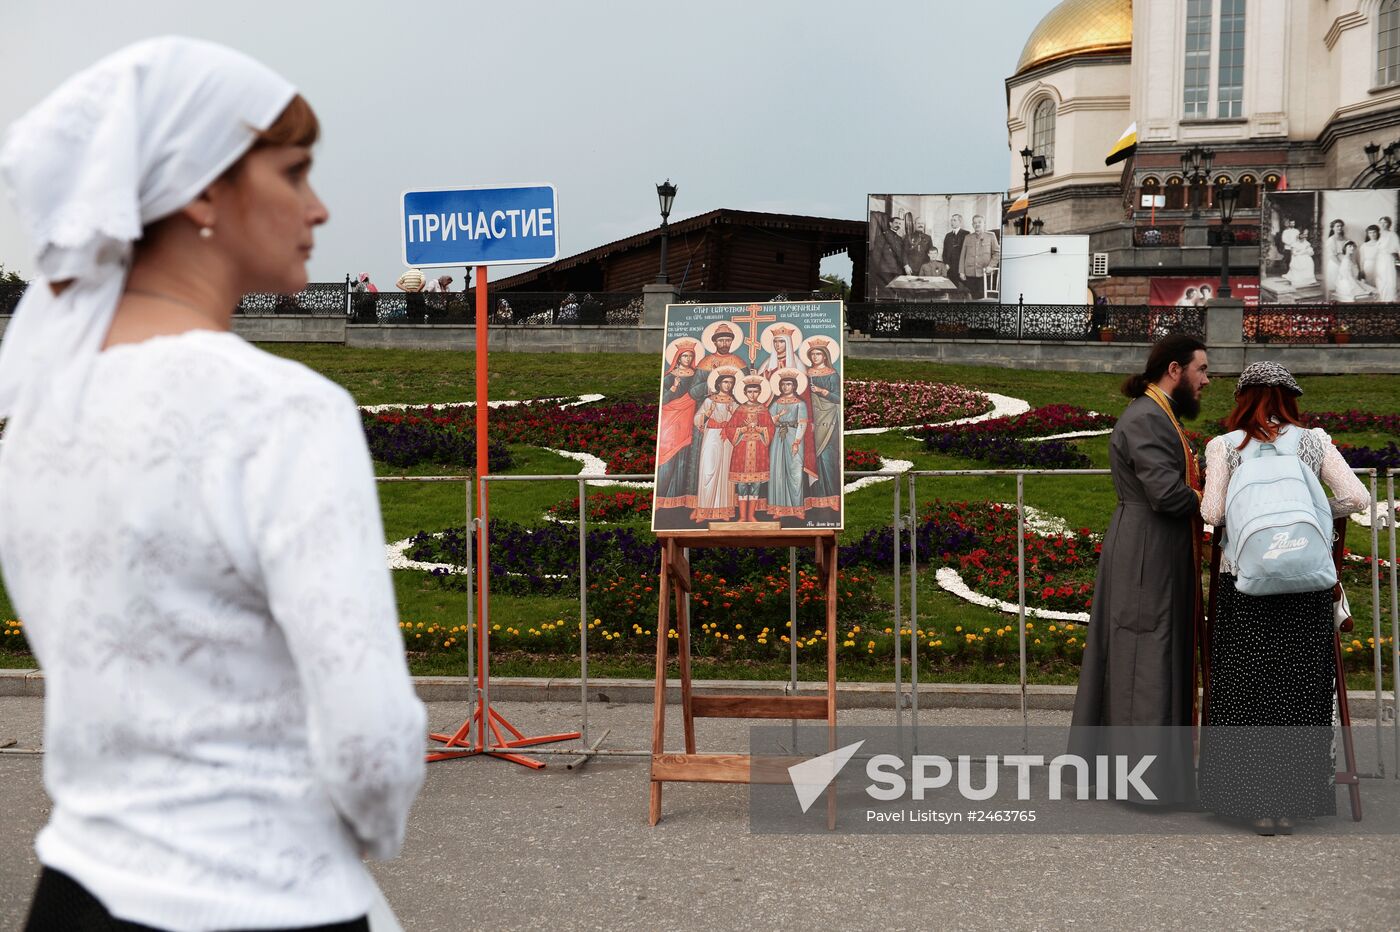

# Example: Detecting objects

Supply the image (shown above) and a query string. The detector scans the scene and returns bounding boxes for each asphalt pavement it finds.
[1,696,1398,931]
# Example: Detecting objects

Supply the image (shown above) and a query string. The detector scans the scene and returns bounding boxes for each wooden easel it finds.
[1203,517,1362,820]
[649,530,839,827]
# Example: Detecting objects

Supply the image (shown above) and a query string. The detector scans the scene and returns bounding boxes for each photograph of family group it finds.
[652,302,844,533]
[1260,189,1400,305]
[866,193,1003,303]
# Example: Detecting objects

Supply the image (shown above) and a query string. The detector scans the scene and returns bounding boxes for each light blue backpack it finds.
[1222,427,1337,596]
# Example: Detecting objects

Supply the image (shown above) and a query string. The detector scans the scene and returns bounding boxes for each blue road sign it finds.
[401,184,558,267]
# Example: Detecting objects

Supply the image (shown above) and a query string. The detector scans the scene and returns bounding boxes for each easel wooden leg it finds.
[649,545,672,826]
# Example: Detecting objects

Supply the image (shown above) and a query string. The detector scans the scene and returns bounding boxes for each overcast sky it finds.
[1,0,1060,289]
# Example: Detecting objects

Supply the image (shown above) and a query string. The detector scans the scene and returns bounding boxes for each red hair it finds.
[253,94,319,148]
[1223,385,1303,448]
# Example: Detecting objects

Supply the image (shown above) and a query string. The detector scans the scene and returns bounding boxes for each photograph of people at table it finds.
[865,192,1002,303]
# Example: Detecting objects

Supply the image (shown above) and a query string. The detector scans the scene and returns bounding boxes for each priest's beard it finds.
[1171,380,1201,420]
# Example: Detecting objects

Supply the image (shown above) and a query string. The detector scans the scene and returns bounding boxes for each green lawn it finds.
[3,346,1397,688]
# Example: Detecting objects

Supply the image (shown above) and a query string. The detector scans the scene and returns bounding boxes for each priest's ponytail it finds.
[1121,334,1208,398]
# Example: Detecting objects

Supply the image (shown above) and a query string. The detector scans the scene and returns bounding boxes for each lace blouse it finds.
[1201,425,1371,572]
[0,331,425,931]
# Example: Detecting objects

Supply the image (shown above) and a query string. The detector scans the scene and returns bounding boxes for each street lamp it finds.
[655,179,677,284]
[1030,218,1045,235]
[1364,138,1400,185]
[1181,145,1215,219]
[1020,147,1047,234]
[1216,182,1240,299]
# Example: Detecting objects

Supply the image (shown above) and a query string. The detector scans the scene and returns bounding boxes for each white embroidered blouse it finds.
[1201,425,1371,573]
[0,331,426,931]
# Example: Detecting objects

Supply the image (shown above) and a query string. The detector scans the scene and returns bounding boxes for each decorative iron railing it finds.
[1243,303,1400,344]
[844,303,1205,342]
[239,282,346,316]
[1134,225,1184,247]
[348,290,645,326]
[675,291,844,305]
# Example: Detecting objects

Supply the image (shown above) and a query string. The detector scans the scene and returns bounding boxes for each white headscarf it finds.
[0,36,296,419]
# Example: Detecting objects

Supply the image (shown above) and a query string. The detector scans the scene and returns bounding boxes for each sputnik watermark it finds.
[750,725,1400,835]
[786,741,1155,812]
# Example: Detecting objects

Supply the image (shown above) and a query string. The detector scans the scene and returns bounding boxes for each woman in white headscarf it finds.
[0,37,424,931]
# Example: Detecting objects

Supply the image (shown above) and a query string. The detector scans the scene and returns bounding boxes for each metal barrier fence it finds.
[400,468,1398,771]
[844,303,1206,343]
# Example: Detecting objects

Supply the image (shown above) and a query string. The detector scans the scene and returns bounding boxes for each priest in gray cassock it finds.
[1068,335,1211,807]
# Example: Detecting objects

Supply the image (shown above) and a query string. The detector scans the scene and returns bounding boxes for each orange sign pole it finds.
[428,264,580,767]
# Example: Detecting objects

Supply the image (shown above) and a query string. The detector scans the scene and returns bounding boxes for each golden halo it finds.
[739,375,774,404]
[701,320,742,353]
[768,369,809,397]
[759,322,804,356]
[707,366,741,394]
[665,338,705,368]
[798,336,841,366]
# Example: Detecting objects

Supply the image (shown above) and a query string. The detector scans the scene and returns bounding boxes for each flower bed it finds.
[922,432,1092,469]
[372,387,984,476]
[924,501,1099,613]
[1303,410,1400,435]
[844,447,883,471]
[1338,442,1400,472]
[363,410,514,471]
[587,566,884,635]
[845,380,991,429]
[545,490,652,523]
[927,404,1115,438]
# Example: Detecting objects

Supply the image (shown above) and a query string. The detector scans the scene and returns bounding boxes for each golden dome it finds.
[1016,0,1132,75]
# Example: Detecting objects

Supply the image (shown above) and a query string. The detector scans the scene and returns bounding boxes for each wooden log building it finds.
[492,209,868,297]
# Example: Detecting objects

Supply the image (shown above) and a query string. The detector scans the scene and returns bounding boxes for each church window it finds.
[1380,0,1400,87]
[1236,174,1258,209]
[1184,0,1213,119]
[1165,176,1188,211]
[1032,98,1056,174]
[1217,0,1245,118]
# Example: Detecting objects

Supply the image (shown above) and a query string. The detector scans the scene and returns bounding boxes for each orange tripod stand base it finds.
[427,702,581,769]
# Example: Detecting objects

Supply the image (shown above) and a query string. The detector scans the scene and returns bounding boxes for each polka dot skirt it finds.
[1197,575,1338,820]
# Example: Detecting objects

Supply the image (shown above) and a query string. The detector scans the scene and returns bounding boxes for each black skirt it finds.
[1197,574,1337,820]
[25,867,370,932]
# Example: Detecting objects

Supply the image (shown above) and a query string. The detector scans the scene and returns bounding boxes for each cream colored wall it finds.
[1006,60,1131,198]
[1132,0,1290,144]
[1131,0,1400,146]
[1315,0,1400,136]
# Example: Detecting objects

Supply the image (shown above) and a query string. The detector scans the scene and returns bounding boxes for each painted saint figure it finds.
[723,375,775,523]
[756,324,805,381]
[695,324,748,376]
[766,371,811,519]
[691,369,739,522]
[803,339,842,512]
[655,341,699,509]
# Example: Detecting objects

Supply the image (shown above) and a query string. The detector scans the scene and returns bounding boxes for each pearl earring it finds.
[199,226,214,239]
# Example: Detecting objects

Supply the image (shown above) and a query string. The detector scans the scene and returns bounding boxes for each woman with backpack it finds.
[1197,362,1370,835]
